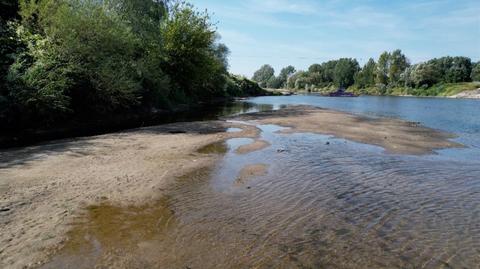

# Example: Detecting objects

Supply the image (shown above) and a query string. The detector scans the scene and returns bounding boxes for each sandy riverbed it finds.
[236,140,271,154]
[0,121,260,269]
[0,106,463,268]
[234,105,463,155]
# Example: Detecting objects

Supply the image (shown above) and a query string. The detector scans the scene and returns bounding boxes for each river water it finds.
[43,95,480,269]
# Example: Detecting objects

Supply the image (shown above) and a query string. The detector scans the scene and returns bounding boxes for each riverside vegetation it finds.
[253,50,480,96]
[0,0,267,144]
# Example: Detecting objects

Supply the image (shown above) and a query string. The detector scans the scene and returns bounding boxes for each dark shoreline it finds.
[0,98,257,149]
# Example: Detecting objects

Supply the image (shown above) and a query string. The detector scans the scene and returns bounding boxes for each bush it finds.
[1,0,245,132]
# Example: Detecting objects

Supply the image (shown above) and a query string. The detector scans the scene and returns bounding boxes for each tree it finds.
[411,62,441,88]
[354,58,376,88]
[321,60,337,83]
[1,0,21,82]
[266,76,282,89]
[333,58,359,88]
[287,71,308,89]
[471,62,480,82]
[388,49,409,86]
[8,0,148,121]
[443,57,472,83]
[308,64,322,74]
[252,64,275,88]
[400,65,416,88]
[375,51,390,86]
[1,0,238,131]
[277,65,296,88]
[0,0,22,125]
[307,64,323,86]
[162,2,229,100]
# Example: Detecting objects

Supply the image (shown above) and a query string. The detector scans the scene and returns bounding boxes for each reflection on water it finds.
[42,121,480,268]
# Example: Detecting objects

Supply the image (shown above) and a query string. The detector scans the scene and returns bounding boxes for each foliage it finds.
[257,50,475,96]
[472,62,480,82]
[225,74,268,97]
[375,51,390,87]
[1,0,262,133]
[286,71,309,90]
[266,75,283,89]
[333,58,359,88]
[251,65,296,89]
[354,58,376,89]
[410,62,441,88]
[162,3,230,101]
[252,64,274,88]
[388,49,409,86]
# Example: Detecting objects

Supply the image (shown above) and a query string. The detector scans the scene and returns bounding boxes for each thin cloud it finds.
[244,0,319,15]
[196,0,480,76]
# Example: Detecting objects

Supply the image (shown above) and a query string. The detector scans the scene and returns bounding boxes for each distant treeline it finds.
[0,0,266,133]
[253,50,480,95]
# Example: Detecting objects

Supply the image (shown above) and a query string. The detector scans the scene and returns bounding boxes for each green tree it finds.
[400,65,416,88]
[307,64,324,86]
[277,65,296,88]
[375,51,390,87]
[321,60,337,83]
[411,62,441,88]
[0,0,22,125]
[287,71,309,89]
[388,49,409,86]
[162,2,229,101]
[2,0,235,130]
[354,58,376,88]
[308,64,322,74]
[266,76,283,89]
[333,58,359,88]
[1,0,21,82]
[471,62,480,82]
[8,0,141,124]
[443,57,472,83]
[252,64,275,88]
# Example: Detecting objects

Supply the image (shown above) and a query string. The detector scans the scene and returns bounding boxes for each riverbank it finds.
[0,99,264,149]
[0,106,464,268]
[449,88,480,99]
[269,82,480,99]
[0,121,261,269]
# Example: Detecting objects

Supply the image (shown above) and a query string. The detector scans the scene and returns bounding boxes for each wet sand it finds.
[0,106,464,268]
[235,140,271,154]
[234,164,269,186]
[234,105,463,155]
[0,121,260,269]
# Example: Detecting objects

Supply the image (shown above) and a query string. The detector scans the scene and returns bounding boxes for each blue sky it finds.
[194,0,480,77]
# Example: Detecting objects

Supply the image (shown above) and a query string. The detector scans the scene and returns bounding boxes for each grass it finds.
[351,82,480,97]
[433,82,480,97]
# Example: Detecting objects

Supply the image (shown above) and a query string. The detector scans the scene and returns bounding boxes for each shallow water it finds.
[248,95,480,160]
[42,96,480,268]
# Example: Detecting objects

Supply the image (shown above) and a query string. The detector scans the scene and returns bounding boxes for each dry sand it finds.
[234,105,463,155]
[0,105,464,268]
[0,121,260,269]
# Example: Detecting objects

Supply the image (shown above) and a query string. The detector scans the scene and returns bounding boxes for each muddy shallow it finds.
[40,123,480,269]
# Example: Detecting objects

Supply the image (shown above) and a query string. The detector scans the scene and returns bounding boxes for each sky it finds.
[194,0,480,77]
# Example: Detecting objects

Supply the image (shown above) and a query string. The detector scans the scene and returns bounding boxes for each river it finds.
[42,95,480,268]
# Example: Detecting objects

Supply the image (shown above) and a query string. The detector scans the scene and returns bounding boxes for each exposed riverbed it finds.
[1,97,479,268]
